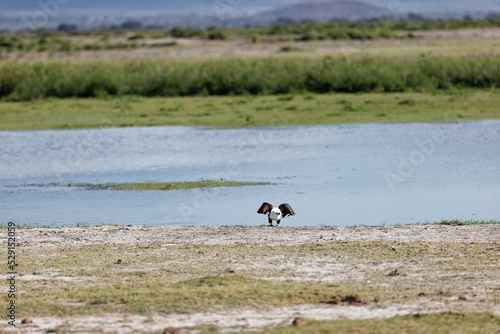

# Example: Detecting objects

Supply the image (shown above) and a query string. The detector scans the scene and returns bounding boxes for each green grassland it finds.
[0,90,498,130]
[1,19,499,130]
[353,37,500,58]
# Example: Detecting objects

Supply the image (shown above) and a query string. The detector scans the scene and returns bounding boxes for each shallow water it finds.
[1,121,499,227]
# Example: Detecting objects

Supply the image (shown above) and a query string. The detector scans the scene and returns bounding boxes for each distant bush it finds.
[128,32,146,40]
[120,20,142,30]
[207,28,229,40]
[57,23,78,32]
[279,45,303,52]
[169,27,206,38]
[240,17,499,41]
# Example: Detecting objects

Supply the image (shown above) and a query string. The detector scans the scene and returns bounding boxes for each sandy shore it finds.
[16,223,500,249]
[3,224,499,333]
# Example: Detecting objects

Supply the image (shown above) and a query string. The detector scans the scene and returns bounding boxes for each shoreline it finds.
[13,223,500,249]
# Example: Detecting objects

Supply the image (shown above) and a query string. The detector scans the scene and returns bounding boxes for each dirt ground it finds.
[2,224,499,333]
[14,224,500,249]
[7,28,500,61]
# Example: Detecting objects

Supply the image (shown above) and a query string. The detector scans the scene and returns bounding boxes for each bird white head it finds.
[269,207,282,221]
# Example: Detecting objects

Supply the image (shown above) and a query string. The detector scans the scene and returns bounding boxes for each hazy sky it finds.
[0,0,498,15]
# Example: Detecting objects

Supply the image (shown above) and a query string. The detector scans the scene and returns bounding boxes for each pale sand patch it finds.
[14,224,500,250]
[409,28,500,39]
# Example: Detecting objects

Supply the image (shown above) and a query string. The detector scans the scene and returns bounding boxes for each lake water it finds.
[1,121,499,227]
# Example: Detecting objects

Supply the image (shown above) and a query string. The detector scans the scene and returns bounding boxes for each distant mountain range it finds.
[0,0,499,32]
[261,1,382,21]
[1,0,499,15]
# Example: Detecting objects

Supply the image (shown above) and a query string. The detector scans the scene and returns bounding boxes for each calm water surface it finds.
[1,121,499,226]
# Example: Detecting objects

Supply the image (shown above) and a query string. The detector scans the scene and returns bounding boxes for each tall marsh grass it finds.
[1,55,498,100]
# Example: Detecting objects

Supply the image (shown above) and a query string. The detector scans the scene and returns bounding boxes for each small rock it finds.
[391,246,397,251]
[164,327,179,334]
[418,292,426,296]
[388,268,406,276]
[226,268,236,273]
[458,295,467,301]
[342,294,365,304]
[324,294,366,305]
[292,316,306,326]
[115,259,122,264]
[21,318,33,324]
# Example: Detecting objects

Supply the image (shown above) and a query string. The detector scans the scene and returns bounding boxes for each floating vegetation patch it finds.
[74,179,271,191]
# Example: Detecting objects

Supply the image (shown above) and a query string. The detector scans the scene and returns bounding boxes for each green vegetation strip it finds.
[78,180,270,191]
[438,219,500,226]
[1,91,499,130]
[1,55,498,101]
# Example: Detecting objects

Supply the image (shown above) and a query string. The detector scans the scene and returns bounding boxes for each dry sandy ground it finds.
[14,224,500,249]
[8,28,500,61]
[2,224,499,333]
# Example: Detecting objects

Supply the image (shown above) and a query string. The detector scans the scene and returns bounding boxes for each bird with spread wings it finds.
[257,202,295,226]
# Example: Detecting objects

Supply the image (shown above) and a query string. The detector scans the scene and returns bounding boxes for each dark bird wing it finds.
[257,202,273,214]
[279,203,295,217]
